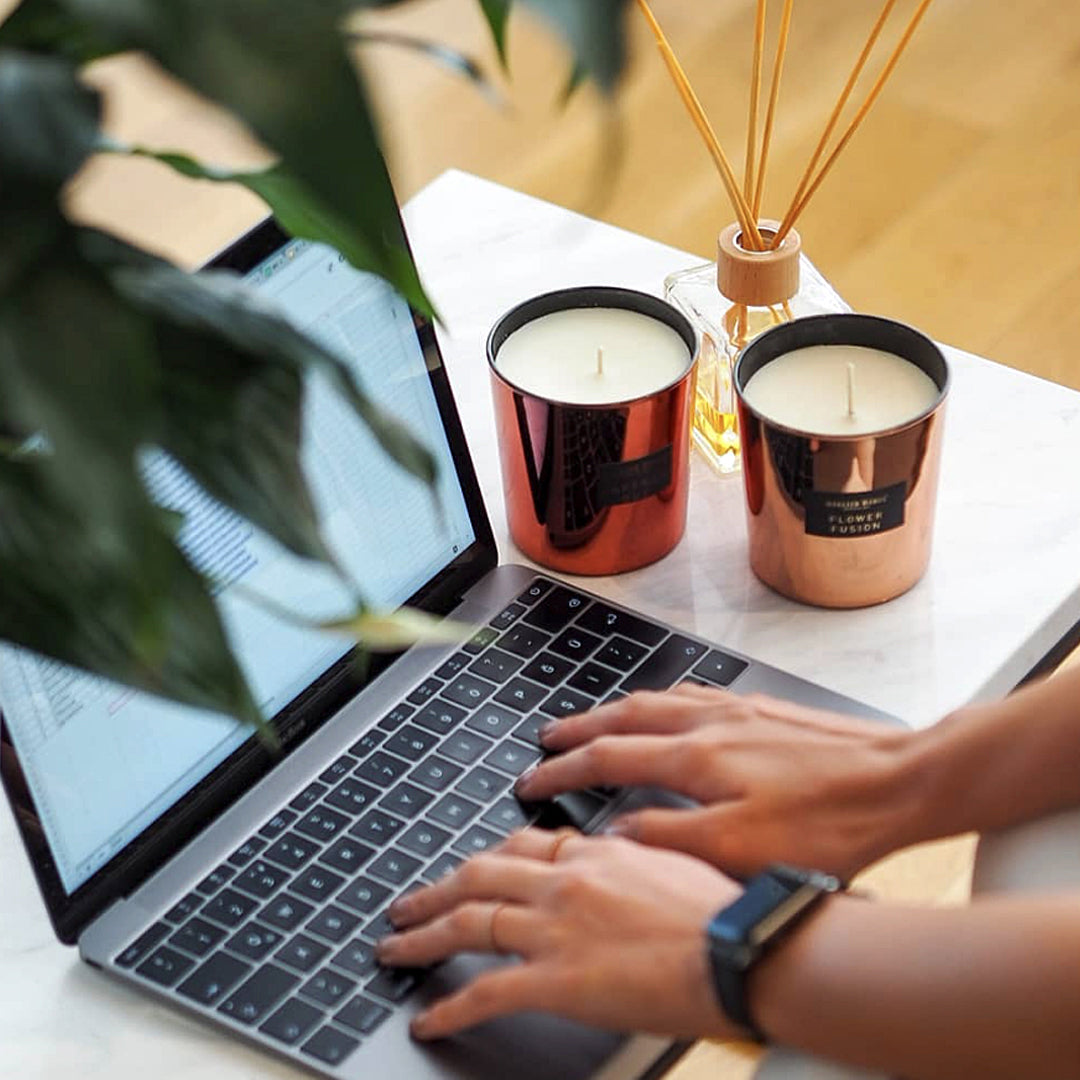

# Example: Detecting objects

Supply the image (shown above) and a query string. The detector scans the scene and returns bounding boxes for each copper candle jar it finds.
[735,314,950,608]
[487,287,698,576]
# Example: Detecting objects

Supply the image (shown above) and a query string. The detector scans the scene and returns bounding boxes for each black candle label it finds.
[803,482,908,538]
[596,445,674,508]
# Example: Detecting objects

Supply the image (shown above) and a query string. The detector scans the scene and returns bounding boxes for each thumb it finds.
[606,806,722,861]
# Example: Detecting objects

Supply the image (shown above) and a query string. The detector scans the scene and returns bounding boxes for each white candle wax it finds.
[495,307,692,405]
[742,344,940,436]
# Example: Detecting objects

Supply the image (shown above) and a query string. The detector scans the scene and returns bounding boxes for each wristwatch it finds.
[706,864,845,1042]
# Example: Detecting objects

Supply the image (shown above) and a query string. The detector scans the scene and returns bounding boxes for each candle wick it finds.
[846,361,856,418]
[597,345,605,377]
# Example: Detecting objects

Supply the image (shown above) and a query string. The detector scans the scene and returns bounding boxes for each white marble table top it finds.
[3,168,1080,1080]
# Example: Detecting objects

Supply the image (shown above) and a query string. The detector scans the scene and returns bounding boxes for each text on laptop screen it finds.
[0,238,475,894]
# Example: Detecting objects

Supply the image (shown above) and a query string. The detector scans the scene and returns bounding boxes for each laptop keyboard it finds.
[113,576,749,1069]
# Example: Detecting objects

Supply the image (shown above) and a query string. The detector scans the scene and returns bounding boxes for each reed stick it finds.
[744,0,768,201]
[635,0,764,249]
[774,0,900,248]
[752,0,795,219]
[773,0,936,246]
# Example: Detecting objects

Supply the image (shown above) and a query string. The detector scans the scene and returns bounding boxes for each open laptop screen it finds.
[0,234,476,897]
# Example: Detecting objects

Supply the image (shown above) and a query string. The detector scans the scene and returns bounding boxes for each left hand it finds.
[379,827,742,1041]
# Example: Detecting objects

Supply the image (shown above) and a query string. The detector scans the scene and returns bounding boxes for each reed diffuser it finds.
[641,0,936,474]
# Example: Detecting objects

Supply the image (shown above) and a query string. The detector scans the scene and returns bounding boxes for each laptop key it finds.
[163,892,203,924]
[301,1026,360,1067]
[519,651,575,688]
[226,922,284,961]
[337,877,392,916]
[264,833,319,871]
[406,677,443,706]
[319,754,357,785]
[116,922,171,968]
[384,725,440,762]
[320,836,375,875]
[457,764,511,801]
[306,906,360,944]
[295,806,350,843]
[368,848,422,887]
[219,963,299,1025]
[366,966,424,1004]
[452,824,503,857]
[375,703,414,733]
[497,624,551,659]
[466,704,520,740]
[408,754,463,793]
[302,967,358,1007]
[594,636,649,673]
[177,950,251,1006]
[434,651,471,680]
[468,647,523,683]
[523,586,590,633]
[228,836,267,868]
[361,909,396,943]
[350,729,387,757]
[576,603,667,647]
[494,678,547,714]
[621,635,708,692]
[422,852,464,883]
[355,750,410,788]
[490,602,527,631]
[349,808,405,846]
[398,820,452,858]
[234,860,290,901]
[259,997,323,1046]
[463,626,500,654]
[292,867,346,904]
[443,672,497,709]
[568,662,621,698]
[540,687,596,720]
[195,863,238,895]
[202,888,258,929]
[169,917,227,959]
[325,778,380,817]
[511,714,546,748]
[275,934,330,974]
[289,782,328,813]
[332,938,378,978]
[336,995,391,1037]
[413,699,468,737]
[442,730,494,766]
[482,797,533,834]
[428,792,482,830]
[517,579,553,605]
[692,650,750,687]
[262,895,316,933]
[549,628,603,663]
[136,946,195,988]
[258,809,297,841]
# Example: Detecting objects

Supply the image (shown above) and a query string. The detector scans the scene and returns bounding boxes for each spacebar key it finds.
[620,635,708,692]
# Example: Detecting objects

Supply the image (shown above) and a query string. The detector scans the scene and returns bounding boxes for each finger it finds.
[390,852,555,928]
[606,806,725,862]
[539,690,702,752]
[516,734,691,800]
[411,965,552,1040]
[379,901,542,967]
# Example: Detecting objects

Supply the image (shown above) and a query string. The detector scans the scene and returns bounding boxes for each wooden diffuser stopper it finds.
[717,220,802,307]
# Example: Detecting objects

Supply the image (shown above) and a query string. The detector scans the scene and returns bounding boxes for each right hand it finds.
[515,684,926,879]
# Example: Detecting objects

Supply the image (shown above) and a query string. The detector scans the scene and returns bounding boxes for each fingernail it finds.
[388,897,411,924]
[375,937,397,962]
[514,763,540,794]
[411,1011,435,1040]
[603,816,633,838]
[538,721,560,746]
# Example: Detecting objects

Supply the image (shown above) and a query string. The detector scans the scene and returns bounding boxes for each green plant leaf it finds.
[0,0,122,64]
[519,0,630,92]
[62,0,434,315]
[477,0,512,67]
[320,607,473,651]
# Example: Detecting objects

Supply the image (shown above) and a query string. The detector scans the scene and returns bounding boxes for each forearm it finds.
[753,893,1080,1080]
[906,664,1080,842]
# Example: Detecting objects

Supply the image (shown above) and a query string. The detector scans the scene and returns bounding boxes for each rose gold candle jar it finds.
[735,314,950,608]
[487,287,698,576]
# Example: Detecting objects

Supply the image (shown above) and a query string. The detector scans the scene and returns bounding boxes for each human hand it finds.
[514,685,922,879]
[379,827,741,1041]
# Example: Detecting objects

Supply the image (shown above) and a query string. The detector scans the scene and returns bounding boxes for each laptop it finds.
[0,209,894,1080]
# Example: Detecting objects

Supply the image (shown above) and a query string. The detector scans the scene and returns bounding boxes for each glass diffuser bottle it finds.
[665,220,848,474]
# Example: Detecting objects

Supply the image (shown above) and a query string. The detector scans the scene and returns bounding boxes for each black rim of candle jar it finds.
[734,313,951,440]
[487,287,699,408]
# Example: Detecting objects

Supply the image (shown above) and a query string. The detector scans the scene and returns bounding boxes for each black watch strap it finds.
[706,865,844,1042]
